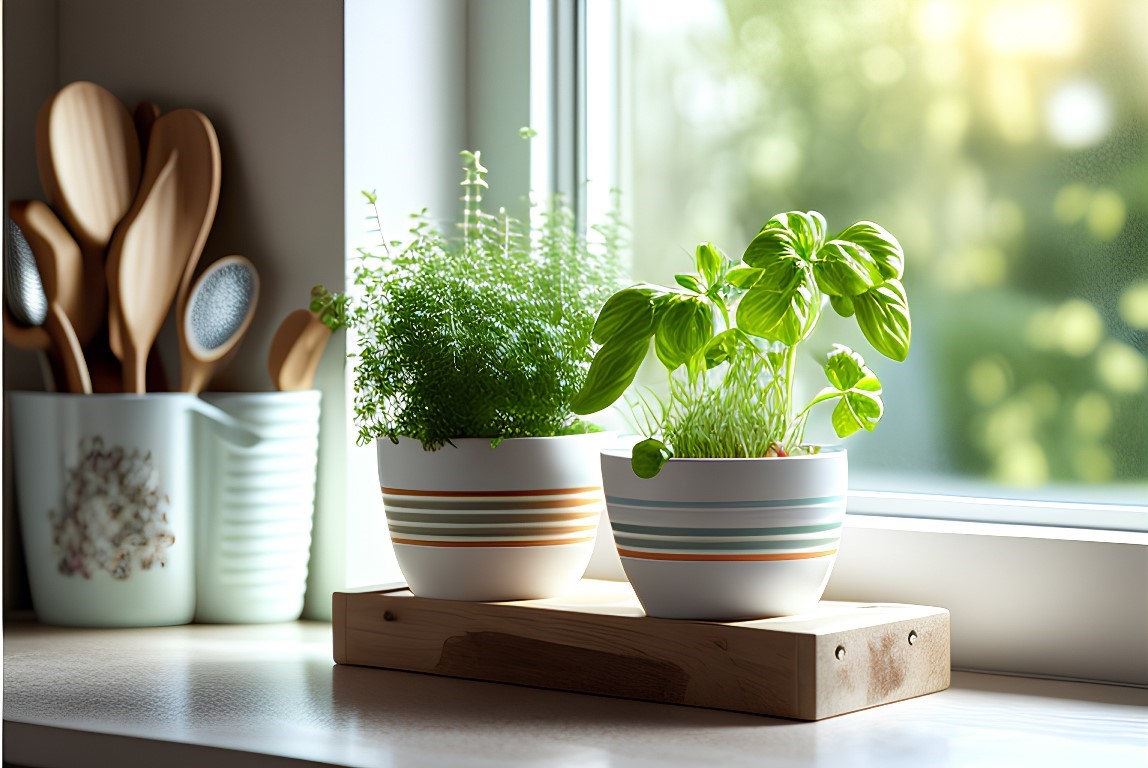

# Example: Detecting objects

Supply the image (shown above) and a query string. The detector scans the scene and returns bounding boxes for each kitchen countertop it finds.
[3,619,1146,767]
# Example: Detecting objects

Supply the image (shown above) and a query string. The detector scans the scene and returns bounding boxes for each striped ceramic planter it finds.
[377,434,607,601]
[601,448,847,620]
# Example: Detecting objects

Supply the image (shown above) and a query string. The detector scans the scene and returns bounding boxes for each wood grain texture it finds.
[334,579,950,720]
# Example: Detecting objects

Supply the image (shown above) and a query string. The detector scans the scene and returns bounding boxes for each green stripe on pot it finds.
[611,535,841,552]
[609,521,841,537]
[604,495,845,510]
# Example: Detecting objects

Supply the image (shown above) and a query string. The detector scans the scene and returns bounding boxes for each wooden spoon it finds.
[35,81,141,346]
[7,201,92,393]
[268,309,332,391]
[106,109,221,393]
[179,255,260,394]
[105,151,181,393]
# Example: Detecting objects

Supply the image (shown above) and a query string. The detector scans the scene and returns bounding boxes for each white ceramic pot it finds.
[601,448,847,620]
[195,391,321,623]
[377,434,607,601]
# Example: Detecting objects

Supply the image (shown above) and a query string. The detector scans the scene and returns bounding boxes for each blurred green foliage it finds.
[625,0,1147,498]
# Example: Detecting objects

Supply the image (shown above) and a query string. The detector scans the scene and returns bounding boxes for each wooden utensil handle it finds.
[43,303,92,394]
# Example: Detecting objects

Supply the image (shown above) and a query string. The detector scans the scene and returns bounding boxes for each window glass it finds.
[604,0,1147,506]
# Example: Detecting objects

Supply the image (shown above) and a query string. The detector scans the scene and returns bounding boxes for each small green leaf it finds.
[675,273,704,293]
[654,297,714,371]
[726,265,763,289]
[825,344,868,390]
[632,438,672,478]
[853,279,911,362]
[831,391,883,438]
[703,328,755,369]
[833,221,905,280]
[570,338,650,415]
[823,345,884,438]
[812,240,883,296]
[829,293,855,317]
[591,287,658,345]
[695,242,723,287]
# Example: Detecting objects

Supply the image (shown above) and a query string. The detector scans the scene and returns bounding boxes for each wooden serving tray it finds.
[333,579,950,721]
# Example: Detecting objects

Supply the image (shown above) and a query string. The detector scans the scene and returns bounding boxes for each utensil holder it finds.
[195,390,321,623]
[9,392,203,626]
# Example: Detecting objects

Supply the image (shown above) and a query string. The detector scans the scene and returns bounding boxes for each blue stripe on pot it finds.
[609,521,841,537]
[611,535,841,552]
[604,495,845,510]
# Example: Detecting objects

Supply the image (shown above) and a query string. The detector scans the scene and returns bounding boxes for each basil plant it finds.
[570,211,911,478]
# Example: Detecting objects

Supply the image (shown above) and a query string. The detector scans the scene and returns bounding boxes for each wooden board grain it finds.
[333,579,949,720]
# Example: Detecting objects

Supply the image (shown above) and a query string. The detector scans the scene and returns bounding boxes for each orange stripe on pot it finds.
[392,537,596,548]
[381,486,601,498]
[616,548,838,562]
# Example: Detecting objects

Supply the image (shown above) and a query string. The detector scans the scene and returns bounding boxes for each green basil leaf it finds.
[592,286,658,345]
[829,293,855,317]
[742,225,799,268]
[833,221,905,280]
[675,273,704,293]
[812,240,883,296]
[726,265,764,289]
[654,297,714,371]
[737,268,818,345]
[695,242,724,287]
[853,279,911,362]
[570,338,650,414]
[631,438,672,478]
[831,389,884,438]
[824,344,869,390]
[769,210,827,257]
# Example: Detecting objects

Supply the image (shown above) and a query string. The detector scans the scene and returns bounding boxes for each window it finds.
[586,0,1148,528]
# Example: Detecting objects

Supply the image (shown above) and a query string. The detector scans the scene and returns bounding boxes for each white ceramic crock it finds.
[377,433,608,601]
[8,392,255,627]
[195,390,321,623]
[601,447,847,620]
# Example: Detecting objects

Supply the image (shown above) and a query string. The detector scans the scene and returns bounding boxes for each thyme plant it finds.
[570,211,911,477]
[325,149,624,450]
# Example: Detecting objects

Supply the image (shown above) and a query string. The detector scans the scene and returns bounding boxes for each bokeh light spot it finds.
[1045,79,1112,149]
[995,438,1049,486]
[1055,299,1104,357]
[968,357,1011,405]
[1087,188,1126,241]
[1096,340,1148,393]
[1053,184,1091,225]
[1118,281,1148,330]
[1073,391,1113,438]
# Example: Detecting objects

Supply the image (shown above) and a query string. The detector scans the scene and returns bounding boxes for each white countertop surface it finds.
[3,619,1146,767]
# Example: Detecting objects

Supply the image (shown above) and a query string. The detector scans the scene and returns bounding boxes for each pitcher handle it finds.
[188,397,262,448]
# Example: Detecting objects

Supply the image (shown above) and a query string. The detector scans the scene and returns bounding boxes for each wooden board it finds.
[333,579,950,721]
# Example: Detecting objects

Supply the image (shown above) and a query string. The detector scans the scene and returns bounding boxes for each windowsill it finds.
[3,620,1145,768]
